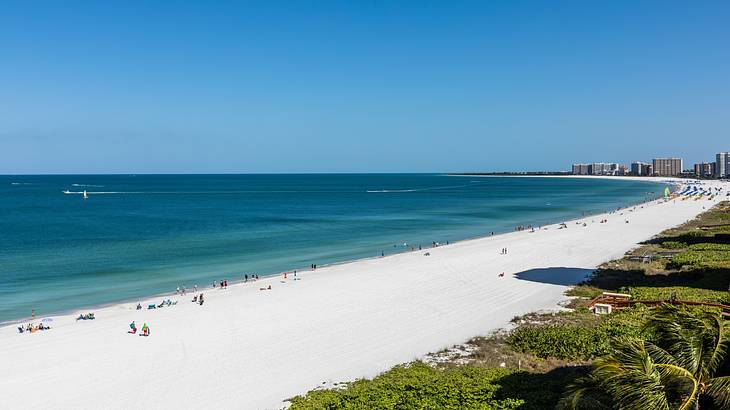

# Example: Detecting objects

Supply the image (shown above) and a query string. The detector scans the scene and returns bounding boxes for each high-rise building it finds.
[652,158,683,176]
[717,152,730,178]
[694,162,716,178]
[572,163,590,175]
[584,162,620,175]
[631,162,648,176]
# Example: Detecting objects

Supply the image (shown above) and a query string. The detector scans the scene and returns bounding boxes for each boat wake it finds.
[366,183,477,193]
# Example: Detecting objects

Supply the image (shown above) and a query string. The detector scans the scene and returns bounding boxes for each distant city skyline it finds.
[1,2,729,174]
[571,152,730,178]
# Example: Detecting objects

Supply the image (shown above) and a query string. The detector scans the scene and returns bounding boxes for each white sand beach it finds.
[1,178,726,410]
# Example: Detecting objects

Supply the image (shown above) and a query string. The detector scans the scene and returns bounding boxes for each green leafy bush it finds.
[507,325,605,360]
[507,309,651,360]
[668,249,730,269]
[628,286,730,304]
[287,362,523,409]
[687,243,730,251]
[659,241,687,249]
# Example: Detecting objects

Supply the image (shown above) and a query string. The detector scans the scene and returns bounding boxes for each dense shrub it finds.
[287,362,523,409]
[660,240,687,249]
[628,286,730,304]
[668,248,730,269]
[507,325,605,360]
[507,309,651,360]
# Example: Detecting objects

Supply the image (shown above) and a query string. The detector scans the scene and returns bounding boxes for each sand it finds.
[1,178,726,410]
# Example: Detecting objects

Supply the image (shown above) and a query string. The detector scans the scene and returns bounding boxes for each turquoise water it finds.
[0,174,666,323]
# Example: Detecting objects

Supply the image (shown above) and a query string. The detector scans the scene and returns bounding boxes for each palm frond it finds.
[705,375,730,409]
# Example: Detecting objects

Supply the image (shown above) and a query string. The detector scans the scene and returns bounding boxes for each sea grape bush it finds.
[287,362,523,409]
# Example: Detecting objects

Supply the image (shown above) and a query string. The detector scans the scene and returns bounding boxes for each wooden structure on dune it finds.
[587,292,730,320]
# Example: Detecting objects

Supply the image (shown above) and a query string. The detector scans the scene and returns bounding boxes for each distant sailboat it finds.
[83,190,88,200]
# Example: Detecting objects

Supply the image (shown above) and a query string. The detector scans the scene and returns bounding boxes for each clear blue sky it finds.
[1,1,728,174]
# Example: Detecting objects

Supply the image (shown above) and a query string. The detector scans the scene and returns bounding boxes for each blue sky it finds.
[1,1,728,173]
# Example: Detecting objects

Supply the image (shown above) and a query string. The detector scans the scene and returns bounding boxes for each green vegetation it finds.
[288,362,523,409]
[508,308,651,360]
[561,305,730,409]
[289,202,730,409]
[668,244,730,270]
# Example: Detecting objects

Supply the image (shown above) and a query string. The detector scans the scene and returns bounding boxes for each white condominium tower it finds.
[717,152,730,178]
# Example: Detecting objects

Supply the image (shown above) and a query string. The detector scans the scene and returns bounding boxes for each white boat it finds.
[63,190,71,194]
[83,190,88,199]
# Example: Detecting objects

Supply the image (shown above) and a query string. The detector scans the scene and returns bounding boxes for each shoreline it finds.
[1,177,721,410]
[1,176,678,327]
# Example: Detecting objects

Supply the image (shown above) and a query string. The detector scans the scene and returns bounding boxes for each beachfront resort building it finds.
[717,152,730,178]
[591,163,620,175]
[652,158,683,176]
[694,162,716,178]
[630,162,652,176]
[572,163,622,176]
[572,164,590,175]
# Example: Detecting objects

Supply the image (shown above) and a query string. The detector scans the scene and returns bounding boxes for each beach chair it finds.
[148,304,156,309]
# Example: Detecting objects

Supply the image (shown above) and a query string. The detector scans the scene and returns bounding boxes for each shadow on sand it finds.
[514,267,594,286]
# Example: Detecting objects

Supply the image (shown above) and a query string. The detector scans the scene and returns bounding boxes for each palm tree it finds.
[560,304,730,409]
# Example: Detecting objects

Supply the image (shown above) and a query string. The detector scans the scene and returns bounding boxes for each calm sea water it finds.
[0,174,666,322]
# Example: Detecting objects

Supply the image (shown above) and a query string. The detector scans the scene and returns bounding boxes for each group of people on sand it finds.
[243,274,259,282]
[499,247,508,255]
[191,293,204,305]
[138,299,177,310]
[128,321,150,336]
[17,322,50,333]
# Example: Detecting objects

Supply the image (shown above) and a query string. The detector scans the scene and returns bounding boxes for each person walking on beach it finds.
[244,274,248,282]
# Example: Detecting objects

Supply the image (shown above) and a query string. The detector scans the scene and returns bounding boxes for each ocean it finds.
[0,174,667,323]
